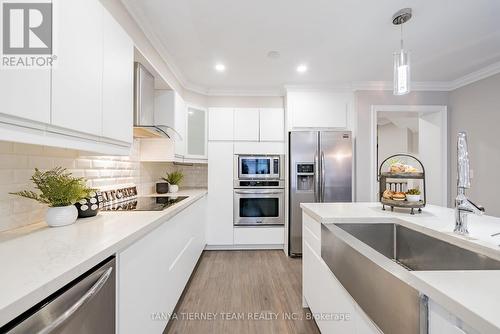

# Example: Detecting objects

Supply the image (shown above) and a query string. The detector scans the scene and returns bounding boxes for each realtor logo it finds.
[1,1,54,68]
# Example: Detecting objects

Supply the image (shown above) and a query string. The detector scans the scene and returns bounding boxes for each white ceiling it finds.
[378,112,419,133]
[123,0,500,94]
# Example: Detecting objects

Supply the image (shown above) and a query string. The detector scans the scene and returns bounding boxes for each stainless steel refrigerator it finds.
[289,131,353,256]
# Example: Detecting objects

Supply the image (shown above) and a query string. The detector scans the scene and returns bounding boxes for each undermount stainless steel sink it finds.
[321,222,500,334]
[335,223,500,271]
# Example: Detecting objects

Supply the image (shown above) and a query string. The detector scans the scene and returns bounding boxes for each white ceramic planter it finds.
[406,194,421,202]
[45,205,78,227]
[169,184,179,193]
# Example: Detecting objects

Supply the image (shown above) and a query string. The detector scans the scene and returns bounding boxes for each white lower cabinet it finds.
[118,197,207,334]
[303,240,357,333]
[302,213,381,334]
[428,300,479,334]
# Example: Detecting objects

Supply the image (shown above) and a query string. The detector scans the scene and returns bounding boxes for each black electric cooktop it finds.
[102,196,188,211]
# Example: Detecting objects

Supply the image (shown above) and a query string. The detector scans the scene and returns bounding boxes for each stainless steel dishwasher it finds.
[2,257,115,334]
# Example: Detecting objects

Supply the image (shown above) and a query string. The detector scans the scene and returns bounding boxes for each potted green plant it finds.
[162,170,184,193]
[10,167,92,227]
[406,188,421,202]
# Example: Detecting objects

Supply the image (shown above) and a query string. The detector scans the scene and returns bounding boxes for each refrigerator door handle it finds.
[314,152,320,202]
[321,151,326,202]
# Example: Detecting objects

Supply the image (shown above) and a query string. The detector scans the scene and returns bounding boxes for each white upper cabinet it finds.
[154,90,186,157]
[208,108,234,141]
[209,108,284,142]
[186,106,208,158]
[174,94,186,157]
[0,0,134,154]
[234,108,260,141]
[102,7,134,143]
[0,70,51,125]
[259,108,285,141]
[52,0,103,136]
[287,90,352,129]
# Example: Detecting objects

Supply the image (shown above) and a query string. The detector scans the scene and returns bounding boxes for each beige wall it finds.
[449,73,500,217]
[354,91,449,202]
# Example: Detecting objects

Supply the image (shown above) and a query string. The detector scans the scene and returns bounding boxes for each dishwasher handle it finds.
[37,267,113,334]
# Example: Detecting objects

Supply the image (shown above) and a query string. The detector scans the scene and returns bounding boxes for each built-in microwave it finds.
[236,155,283,180]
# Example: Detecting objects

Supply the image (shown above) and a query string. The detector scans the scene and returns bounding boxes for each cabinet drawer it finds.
[303,213,321,240]
[303,219,321,255]
[233,226,284,245]
[167,233,203,312]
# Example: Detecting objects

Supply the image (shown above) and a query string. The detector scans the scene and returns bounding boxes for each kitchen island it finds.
[0,188,207,331]
[301,202,500,334]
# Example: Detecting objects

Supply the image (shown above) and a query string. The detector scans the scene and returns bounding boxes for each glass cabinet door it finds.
[186,106,207,158]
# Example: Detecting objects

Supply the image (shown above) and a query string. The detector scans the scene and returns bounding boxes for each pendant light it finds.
[392,8,412,95]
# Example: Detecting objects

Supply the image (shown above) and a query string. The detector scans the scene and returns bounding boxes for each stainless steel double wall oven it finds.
[233,155,285,226]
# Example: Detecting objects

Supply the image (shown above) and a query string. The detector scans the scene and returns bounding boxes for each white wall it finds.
[378,123,410,166]
[355,91,449,202]
[449,73,500,217]
[419,112,446,206]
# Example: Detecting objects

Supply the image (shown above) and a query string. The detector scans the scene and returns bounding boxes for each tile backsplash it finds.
[0,140,207,232]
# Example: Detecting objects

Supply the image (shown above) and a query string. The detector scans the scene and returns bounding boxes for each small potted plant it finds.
[10,167,92,227]
[162,170,184,193]
[406,188,421,202]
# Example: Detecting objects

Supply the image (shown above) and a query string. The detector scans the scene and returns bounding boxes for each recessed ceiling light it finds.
[296,64,308,73]
[215,63,226,72]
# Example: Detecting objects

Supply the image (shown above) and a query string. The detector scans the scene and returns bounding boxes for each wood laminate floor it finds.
[165,250,320,334]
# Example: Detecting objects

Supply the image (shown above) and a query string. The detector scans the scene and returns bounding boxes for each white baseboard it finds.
[204,244,284,251]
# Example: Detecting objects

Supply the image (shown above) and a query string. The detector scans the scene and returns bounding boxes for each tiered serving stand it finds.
[378,154,426,215]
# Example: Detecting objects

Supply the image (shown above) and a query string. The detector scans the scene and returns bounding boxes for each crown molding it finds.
[121,0,191,91]
[448,60,500,91]
[284,84,353,93]
[204,88,285,97]
[351,81,452,91]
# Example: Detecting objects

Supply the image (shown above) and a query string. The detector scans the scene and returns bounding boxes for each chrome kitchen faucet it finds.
[455,132,485,235]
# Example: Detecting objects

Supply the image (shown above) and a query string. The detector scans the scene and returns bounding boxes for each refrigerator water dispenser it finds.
[296,163,315,191]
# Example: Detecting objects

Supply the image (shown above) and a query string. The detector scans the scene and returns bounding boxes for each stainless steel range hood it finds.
[133,62,181,139]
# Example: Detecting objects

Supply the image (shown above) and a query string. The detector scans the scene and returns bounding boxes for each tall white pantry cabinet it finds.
[207,107,285,247]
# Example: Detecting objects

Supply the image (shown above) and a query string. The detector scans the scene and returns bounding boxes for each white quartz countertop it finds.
[0,188,207,328]
[301,202,500,334]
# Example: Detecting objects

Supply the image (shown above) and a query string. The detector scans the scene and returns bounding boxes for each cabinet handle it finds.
[235,190,283,195]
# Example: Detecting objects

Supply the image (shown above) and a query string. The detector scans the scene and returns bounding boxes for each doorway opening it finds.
[370,105,448,206]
